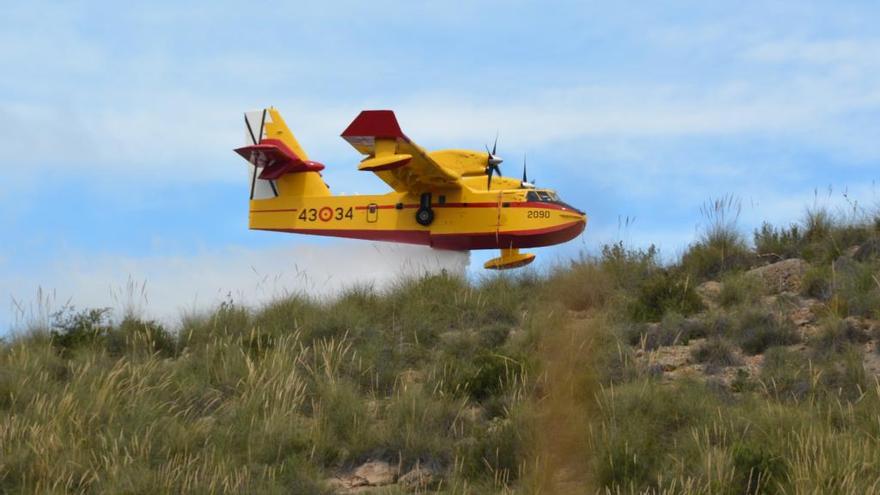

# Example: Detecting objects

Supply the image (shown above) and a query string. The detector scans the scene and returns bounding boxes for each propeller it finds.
[485,134,503,190]
[520,154,535,188]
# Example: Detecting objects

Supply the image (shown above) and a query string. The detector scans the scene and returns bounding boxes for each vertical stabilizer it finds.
[236,108,331,199]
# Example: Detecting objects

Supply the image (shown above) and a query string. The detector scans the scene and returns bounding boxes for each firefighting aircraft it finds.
[234,108,587,269]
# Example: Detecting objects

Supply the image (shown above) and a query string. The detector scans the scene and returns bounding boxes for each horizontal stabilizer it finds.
[235,138,324,180]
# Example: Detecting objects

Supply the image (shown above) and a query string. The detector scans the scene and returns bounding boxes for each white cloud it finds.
[3,242,470,333]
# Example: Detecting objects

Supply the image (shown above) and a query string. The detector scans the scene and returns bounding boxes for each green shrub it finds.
[593,381,717,488]
[730,368,755,393]
[457,405,532,483]
[817,348,868,401]
[681,196,752,280]
[600,241,659,291]
[690,337,741,373]
[760,347,811,401]
[437,350,523,401]
[179,299,251,349]
[251,295,322,339]
[49,306,112,355]
[621,313,711,350]
[681,240,752,281]
[810,317,869,357]
[804,206,834,244]
[732,309,799,355]
[754,222,804,260]
[309,380,374,465]
[546,258,612,311]
[799,206,875,264]
[627,269,704,322]
[108,316,176,357]
[832,259,880,318]
[719,272,763,308]
[801,264,832,300]
[731,439,786,494]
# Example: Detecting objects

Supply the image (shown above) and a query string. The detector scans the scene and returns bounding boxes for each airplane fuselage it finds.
[249,187,586,251]
[236,108,588,268]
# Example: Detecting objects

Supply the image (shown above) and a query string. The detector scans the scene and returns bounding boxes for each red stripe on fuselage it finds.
[351,201,576,211]
[255,220,585,250]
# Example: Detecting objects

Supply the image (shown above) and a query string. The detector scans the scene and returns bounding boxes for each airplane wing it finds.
[341,110,461,192]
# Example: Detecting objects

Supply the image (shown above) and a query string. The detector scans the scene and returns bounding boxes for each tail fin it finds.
[235,108,331,199]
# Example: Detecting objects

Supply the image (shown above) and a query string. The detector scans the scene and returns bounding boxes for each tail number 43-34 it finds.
[298,207,354,222]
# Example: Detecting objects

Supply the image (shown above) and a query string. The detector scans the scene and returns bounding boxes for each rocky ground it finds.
[635,257,880,386]
[325,460,436,493]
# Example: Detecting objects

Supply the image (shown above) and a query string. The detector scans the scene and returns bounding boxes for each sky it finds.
[2,1,880,330]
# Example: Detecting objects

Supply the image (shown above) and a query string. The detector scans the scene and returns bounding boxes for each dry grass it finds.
[7,199,880,493]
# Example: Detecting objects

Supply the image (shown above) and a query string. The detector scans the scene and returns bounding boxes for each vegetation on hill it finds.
[4,197,880,493]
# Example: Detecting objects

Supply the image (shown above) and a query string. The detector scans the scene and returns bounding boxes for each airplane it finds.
[233,108,587,269]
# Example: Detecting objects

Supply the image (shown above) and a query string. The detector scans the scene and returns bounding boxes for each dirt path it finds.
[530,311,601,494]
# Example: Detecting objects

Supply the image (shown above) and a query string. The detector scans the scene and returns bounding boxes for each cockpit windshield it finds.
[527,190,560,203]
[526,190,583,214]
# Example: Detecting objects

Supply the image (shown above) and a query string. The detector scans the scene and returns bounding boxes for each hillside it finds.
[4,202,880,494]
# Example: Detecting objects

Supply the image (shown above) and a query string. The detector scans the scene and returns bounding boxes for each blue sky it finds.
[3,1,880,330]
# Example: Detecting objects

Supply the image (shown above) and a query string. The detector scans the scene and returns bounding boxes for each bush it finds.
[623,313,715,351]
[719,272,763,308]
[593,381,717,488]
[817,348,868,401]
[681,240,752,281]
[832,259,880,318]
[681,196,752,280]
[754,222,804,260]
[801,265,832,300]
[760,347,811,401]
[49,306,112,355]
[627,269,704,322]
[810,317,869,357]
[731,309,799,355]
[547,258,612,311]
[690,337,741,373]
[804,206,834,244]
[600,242,659,291]
[799,206,875,264]
[108,316,176,357]
[731,439,786,494]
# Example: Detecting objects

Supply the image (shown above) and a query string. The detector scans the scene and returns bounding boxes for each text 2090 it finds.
[527,210,551,219]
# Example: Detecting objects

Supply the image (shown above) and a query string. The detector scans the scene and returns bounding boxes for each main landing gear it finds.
[416,192,434,226]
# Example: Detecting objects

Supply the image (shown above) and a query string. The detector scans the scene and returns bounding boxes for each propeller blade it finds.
[487,166,493,190]
[522,154,528,183]
[258,108,267,144]
[491,132,498,156]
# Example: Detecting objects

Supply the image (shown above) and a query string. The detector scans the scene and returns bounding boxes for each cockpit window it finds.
[525,190,583,215]
[527,190,560,202]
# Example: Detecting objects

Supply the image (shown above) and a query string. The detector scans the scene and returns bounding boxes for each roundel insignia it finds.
[319,207,333,222]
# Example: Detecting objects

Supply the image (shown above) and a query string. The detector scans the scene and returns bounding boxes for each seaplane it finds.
[234,108,587,269]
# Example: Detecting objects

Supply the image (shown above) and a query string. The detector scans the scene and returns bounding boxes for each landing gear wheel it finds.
[416,192,434,226]
[416,207,434,226]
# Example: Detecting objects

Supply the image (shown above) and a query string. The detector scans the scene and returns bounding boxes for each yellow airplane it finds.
[234,108,587,269]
